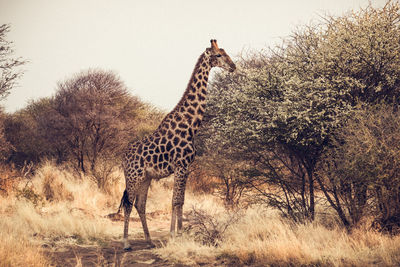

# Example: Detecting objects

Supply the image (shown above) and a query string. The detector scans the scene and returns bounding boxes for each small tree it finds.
[0,24,25,101]
[40,69,143,188]
[4,98,57,166]
[4,70,164,185]
[0,24,25,162]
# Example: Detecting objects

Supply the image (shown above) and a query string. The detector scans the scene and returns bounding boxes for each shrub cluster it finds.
[2,69,163,190]
[198,1,400,230]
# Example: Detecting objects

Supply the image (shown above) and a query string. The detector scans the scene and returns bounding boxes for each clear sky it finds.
[0,0,389,113]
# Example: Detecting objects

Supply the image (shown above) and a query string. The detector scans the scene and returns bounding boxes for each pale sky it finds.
[0,0,389,113]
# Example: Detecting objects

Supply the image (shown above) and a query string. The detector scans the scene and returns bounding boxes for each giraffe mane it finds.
[158,52,207,125]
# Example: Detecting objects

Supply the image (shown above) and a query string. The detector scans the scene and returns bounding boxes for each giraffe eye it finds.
[216,54,222,58]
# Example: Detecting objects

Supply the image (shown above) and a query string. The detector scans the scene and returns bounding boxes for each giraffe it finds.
[118,39,236,250]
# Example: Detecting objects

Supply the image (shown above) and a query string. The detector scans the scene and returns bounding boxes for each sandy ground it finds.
[43,213,189,267]
[44,231,188,267]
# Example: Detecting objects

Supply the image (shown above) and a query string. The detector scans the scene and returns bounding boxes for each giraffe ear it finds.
[210,39,219,50]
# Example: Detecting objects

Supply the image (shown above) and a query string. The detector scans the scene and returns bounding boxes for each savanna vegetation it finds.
[2,1,400,266]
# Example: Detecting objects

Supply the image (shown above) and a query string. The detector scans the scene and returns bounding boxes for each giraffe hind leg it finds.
[134,178,155,248]
[123,191,134,250]
[117,189,130,214]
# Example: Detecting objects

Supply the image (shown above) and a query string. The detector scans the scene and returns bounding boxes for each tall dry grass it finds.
[1,162,124,243]
[2,161,400,266]
[0,233,49,267]
[155,207,400,266]
[0,161,125,266]
[222,209,400,266]
[0,161,219,266]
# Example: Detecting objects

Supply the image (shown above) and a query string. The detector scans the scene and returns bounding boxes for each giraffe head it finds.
[207,39,236,72]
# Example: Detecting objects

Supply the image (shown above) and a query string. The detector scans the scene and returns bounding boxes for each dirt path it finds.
[45,233,187,267]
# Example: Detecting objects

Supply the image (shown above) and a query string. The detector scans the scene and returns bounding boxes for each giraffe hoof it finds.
[169,231,176,239]
[123,247,132,252]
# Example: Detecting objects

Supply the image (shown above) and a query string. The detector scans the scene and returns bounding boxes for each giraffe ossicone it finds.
[119,39,236,250]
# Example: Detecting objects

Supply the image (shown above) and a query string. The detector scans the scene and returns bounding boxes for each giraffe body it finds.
[120,40,235,250]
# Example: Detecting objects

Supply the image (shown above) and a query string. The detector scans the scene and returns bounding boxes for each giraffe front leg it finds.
[170,205,177,238]
[170,168,188,237]
[177,204,184,233]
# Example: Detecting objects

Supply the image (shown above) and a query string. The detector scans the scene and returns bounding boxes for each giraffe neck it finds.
[157,51,211,135]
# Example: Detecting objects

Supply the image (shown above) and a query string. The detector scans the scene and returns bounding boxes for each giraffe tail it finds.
[117,189,132,214]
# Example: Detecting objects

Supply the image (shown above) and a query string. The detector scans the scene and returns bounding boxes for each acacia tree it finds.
[41,69,144,187]
[53,70,138,170]
[204,1,400,222]
[206,56,345,221]
[0,24,25,101]
[0,24,25,160]
[4,81,164,181]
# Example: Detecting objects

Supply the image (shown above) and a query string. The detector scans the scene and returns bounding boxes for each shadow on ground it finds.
[46,234,187,267]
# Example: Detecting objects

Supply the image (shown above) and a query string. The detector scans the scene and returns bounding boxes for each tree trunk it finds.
[315,173,351,228]
[308,172,315,220]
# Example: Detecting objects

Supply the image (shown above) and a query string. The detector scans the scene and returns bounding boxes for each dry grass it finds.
[0,164,19,194]
[156,207,400,266]
[0,161,125,266]
[1,162,123,244]
[0,233,49,267]
[221,208,400,266]
[2,161,400,266]
[0,161,216,266]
